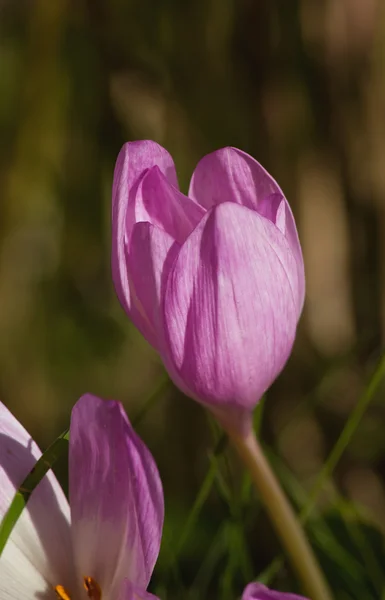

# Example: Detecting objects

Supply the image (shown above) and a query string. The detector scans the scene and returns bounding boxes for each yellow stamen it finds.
[55,585,72,600]
[83,576,102,600]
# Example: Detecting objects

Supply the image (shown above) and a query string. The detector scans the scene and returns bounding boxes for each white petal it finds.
[0,538,50,600]
[0,401,73,590]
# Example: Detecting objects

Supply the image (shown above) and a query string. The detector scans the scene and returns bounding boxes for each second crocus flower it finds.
[112,141,305,434]
[0,394,163,600]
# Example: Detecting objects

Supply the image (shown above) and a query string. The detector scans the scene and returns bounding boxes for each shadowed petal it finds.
[69,395,164,596]
[129,166,205,244]
[112,140,178,315]
[162,203,297,427]
[189,148,305,313]
[0,402,72,595]
[117,579,161,600]
[126,222,179,347]
[242,582,308,600]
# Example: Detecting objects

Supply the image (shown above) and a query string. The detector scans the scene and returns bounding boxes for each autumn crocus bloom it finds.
[112,141,305,434]
[0,395,163,600]
[242,583,308,600]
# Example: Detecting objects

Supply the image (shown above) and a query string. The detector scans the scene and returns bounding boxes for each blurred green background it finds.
[1,1,385,598]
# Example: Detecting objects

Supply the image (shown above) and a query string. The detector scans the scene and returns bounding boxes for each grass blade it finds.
[132,374,170,427]
[303,352,385,522]
[259,352,385,586]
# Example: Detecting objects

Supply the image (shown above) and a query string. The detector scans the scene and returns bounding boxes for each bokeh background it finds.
[1,1,385,598]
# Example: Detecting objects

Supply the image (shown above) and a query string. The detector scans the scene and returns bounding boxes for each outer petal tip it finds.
[189,146,283,211]
[242,582,309,600]
[188,147,305,315]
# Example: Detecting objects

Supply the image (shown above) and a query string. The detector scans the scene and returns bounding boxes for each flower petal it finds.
[112,140,178,316]
[126,222,179,347]
[0,541,49,600]
[258,193,305,313]
[242,582,308,600]
[189,147,281,211]
[189,147,305,313]
[162,202,298,423]
[117,579,161,600]
[129,166,205,244]
[69,394,164,596]
[0,401,72,594]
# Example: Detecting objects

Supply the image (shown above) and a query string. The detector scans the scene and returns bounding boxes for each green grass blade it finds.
[191,521,229,597]
[132,374,170,427]
[0,427,69,556]
[170,396,266,583]
[259,352,385,586]
[338,500,385,595]
[303,352,385,522]
[174,434,227,558]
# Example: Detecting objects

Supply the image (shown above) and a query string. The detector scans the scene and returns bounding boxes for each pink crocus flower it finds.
[112,141,305,434]
[0,394,163,600]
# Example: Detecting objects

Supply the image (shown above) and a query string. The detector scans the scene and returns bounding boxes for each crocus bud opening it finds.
[111,141,305,435]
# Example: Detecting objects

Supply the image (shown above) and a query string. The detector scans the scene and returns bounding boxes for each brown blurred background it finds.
[1,1,385,598]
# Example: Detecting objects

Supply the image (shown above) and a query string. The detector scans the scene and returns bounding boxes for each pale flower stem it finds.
[227,427,333,600]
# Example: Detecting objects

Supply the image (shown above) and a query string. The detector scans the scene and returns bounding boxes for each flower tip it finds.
[242,582,309,600]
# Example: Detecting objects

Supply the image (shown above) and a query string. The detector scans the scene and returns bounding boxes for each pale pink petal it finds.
[112,140,178,315]
[117,579,161,600]
[69,394,164,596]
[126,222,179,347]
[242,582,308,600]
[128,166,205,244]
[0,401,72,591]
[189,148,305,313]
[162,203,298,428]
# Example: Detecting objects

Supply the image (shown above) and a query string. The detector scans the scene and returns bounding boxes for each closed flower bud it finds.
[112,141,305,434]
